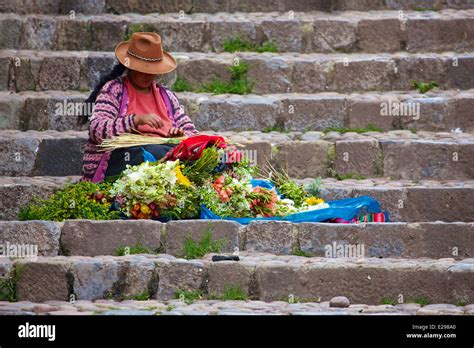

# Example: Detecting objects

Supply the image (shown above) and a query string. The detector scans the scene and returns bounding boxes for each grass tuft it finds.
[223,36,278,53]
[182,224,227,260]
[172,62,254,95]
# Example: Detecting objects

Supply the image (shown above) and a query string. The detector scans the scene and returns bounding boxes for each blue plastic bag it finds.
[200,196,383,224]
[141,147,157,162]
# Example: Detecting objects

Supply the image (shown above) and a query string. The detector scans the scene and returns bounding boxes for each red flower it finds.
[219,191,230,203]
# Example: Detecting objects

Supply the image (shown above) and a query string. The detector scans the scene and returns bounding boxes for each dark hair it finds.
[78,63,127,125]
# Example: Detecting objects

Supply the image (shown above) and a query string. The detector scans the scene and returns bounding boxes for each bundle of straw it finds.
[98,134,185,151]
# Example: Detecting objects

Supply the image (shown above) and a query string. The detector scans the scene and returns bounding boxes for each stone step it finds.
[1,130,473,180]
[4,0,473,15]
[1,90,473,132]
[1,176,474,222]
[0,299,472,315]
[1,219,473,259]
[1,252,472,304]
[3,10,474,53]
[2,50,473,94]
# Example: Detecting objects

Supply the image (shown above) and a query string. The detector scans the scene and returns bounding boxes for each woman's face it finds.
[128,70,157,89]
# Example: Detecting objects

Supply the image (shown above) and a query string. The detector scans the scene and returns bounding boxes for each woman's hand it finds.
[169,127,184,137]
[133,114,164,129]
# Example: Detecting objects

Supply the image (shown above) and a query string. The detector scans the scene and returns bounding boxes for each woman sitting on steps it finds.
[79,32,199,183]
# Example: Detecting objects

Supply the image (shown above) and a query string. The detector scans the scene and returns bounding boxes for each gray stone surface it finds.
[164,220,240,257]
[61,220,162,256]
[157,259,206,300]
[244,221,298,254]
[15,259,71,302]
[329,296,350,308]
[0,221,61,256]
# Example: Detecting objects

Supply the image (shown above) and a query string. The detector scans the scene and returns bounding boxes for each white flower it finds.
[128,171,143,183]
[304,202,329,211]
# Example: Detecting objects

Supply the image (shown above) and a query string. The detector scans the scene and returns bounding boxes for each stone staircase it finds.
[0,0,473,315]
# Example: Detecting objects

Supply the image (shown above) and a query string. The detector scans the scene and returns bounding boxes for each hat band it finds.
[127,49,163,62]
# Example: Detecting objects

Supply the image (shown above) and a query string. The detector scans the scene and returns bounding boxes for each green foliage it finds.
[18,181,119,222]
[0,277,16,302]
[380,298,397,305]
[181,226,227,260]
[172,77,193,92]
[175,289,203,304]
[123,23,156,41]
[223,36,278,53]
[331,172,367,181]
[257,41,279,53]
[381,297,430,306]
[231,155,258,178]
[305,178,321,197]
[210,286,248,301]
[262,124,290,133]
[455,299,467,307]
[114,241,154,256]
[407,297,430,307]
[131,291,150,301]
[182,147,220,185]
[292,247,312,257]
[172,62,254,95]
[221,286,248,300]
[0,265,24,302]
[103,291,114,300]
[272,174,307,208]
[323,124,383,134]
[161,186,200,221]
[411,80,439,94]
[413,6,437,11]
[260,161,311,209]
[198,62,254,94]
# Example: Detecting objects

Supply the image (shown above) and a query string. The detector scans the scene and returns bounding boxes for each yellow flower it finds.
[140,204,151,214]
[174,166,191,187]
[306,197,325,206]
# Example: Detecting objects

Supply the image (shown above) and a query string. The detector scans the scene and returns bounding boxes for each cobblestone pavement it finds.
[1,299,472,316]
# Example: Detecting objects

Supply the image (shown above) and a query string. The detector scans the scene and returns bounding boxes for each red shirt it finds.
[123,76,172,138]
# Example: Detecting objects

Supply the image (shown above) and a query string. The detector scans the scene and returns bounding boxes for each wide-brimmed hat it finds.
[115,32,177,74]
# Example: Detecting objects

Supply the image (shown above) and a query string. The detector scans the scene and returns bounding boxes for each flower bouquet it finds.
[20,136,385,223]
[197,158,326,219]
[110,160,199,220]
[105,136,327,220]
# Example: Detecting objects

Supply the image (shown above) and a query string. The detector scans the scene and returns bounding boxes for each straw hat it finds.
[115,32,177,74]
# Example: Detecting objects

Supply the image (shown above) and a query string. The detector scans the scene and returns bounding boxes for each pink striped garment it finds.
[82,76,199,182]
